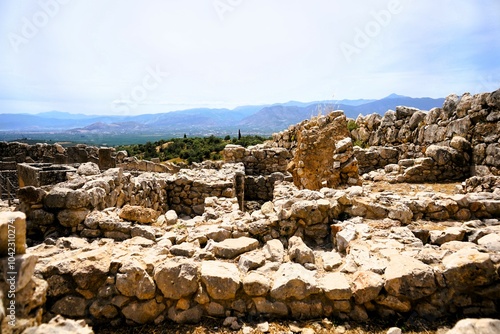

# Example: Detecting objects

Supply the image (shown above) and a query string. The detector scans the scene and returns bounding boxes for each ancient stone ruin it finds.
[1,89,500,334]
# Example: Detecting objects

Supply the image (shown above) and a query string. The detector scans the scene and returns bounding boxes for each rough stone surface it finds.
[270,263,320,300]
[201,261,241,300]
[384,255,436,300]
[212,237,259,259]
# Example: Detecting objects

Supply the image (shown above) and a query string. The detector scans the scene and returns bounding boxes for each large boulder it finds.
[384,255,436,300]
[211,237,259,259]
[270,263,320,300]
[442,249,498,289]
[201,261,241,300]
[116,261,156,300]
[288,236,315,265]
[352,271,384,304]
[122,299,165,324]
[119,205,159,224]
[154,260,199,299]
[446,318,500,334]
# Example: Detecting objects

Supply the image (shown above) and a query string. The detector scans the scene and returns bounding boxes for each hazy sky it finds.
[0,0,499,115]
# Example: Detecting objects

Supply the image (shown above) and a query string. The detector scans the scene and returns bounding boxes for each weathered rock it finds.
[57,208,90,227]
[430,227,466,245]
[270,263,320,300]
[321,251,343,271]
[384,255,436,300]
[170,242,197,257]
[336,225,356,252]
[442,248,498,289]
[243,272,271,296]
[51,296,88,317]
[352,271,384,304]
[201,261,241,300]
[446,318,500,334]
[119,205,159,224]
[22,315,94,334]
[263,239,284,262]
[477,233,500,252]
[154,260,199,299]
[44,187,72,208]
[165,210,178,225]
[238,250,266,272]
[212,237,259,259]
[116,261,156,300]
[319,272,351,300]
[288,236,315,264]
[0,211,26,256]
[253,297,289,316]
[167,305,203,324]
[77,162,100,176]
[122,299,166,324]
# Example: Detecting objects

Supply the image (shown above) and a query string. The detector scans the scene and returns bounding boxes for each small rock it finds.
[387,327,402,334]
[257,321,270,332]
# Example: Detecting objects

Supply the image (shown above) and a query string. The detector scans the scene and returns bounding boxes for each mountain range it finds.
[0,95,445,136]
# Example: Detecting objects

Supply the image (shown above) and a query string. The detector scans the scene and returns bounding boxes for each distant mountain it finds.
[0,95,445,135]
[69,121,147,132]
[36,111,93,120]
[237,95,445,132]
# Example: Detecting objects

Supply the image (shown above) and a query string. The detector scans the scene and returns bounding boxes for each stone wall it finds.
[26,185,500,327]
[223,145,292,201]
[270,111,361,190]
[350,89,500,181]
[224,111,361,198]
[18,163,244,242]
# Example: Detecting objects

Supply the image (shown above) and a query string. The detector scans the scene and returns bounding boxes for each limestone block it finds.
[167,305,203,324]
[57,208,90,227]
[321,251,343,271]
[243,272,271,296]
[201,261,241,300]
[319,272,351,300]
[270,263,320,300]
[0,211,26,256]
[238,250,266,273]
[442,248,497,289]
[263,239,284,262]
[288,236,315,265]
[119,205,159,224]
[44,187,72,208]
[352,271,384,304]
[211,237,259,259]
[122,299,165,324]
[116,261,156,300]
[51,296,88,318]
[446,318,500,334]
[154,260,199,299]
[477,233,500,252]
[22,315,94,334]
[77,162,100,176]
[384,255,436,300]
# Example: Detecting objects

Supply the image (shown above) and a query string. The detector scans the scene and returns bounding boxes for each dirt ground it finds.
[93,317,455,334]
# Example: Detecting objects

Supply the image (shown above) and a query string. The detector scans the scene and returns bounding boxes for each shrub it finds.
[347,119,359,132]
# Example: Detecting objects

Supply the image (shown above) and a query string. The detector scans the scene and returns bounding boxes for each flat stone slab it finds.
[212,237,259,259]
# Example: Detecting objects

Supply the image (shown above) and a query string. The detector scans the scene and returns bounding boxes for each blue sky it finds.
[0,0,499,115]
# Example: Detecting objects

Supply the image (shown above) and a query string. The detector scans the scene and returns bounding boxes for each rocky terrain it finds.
[1,89,500,334]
